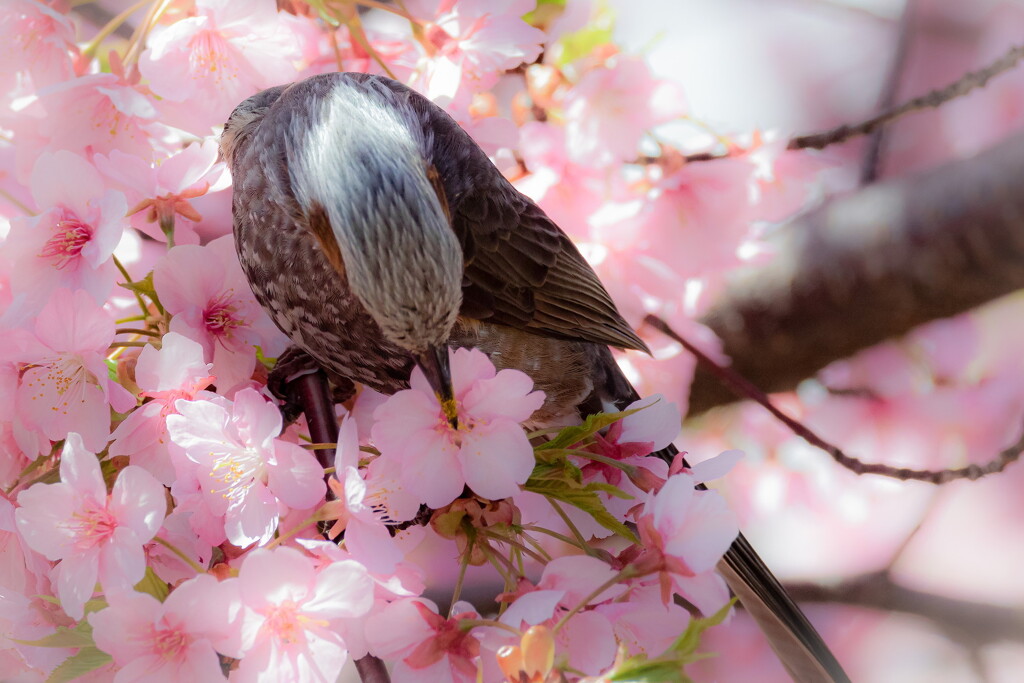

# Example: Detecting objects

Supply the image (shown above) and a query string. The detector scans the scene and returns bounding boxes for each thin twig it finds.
[791,43,1024,151]
[860,0,915,183]
[644,314,1024,483]
[652,41,1024,165]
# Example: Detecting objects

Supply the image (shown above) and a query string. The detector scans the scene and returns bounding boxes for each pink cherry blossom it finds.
[0,1,78,105]
[749,134,831,223]
[12,288,131,453]
[28,72,162,163]
[94,141,229,246]
[406,0,545,103]
[230,547,374,683]
[634,472,738,606]
[595,583,691,659]
[324,416,403,575]
[2,150,126,314]
[88,574,239,683]
[372,347,544,508]
[165,388,325,547]
[14,433,166,619]
[143,508,213,585]
[514,121,610,240]
[109,331,216,485]
[563,55,687,166]
[498,558,623,676]
[364,597,481,683]
[139,0,304,134]
[153,235,288,394]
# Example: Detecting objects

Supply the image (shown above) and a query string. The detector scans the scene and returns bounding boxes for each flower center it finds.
[263,600,327,646]
[189,29,238,85]
[40,217,92,269]
[63,499,119,551]
[203,292,244,338]
[22,353,95,416]
[208,447,265,502]
[150,623,192,661]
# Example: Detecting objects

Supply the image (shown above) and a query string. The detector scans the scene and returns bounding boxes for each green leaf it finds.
[525,478,637,542]
[46,647,112,683]
[528,457,582,484]
[14,627,93,649]
[671,599,735,658]
[134,567,170,602]
[105,358,118,382]
[255,345,277,369]
[536,406,642,452]
[609,659,690,683]
[524,0,567,27]
[584,480,633,500]
[555,5,615,66]
[117,271,162,312]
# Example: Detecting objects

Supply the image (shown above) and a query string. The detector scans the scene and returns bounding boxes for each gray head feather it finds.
[289,76,463,354]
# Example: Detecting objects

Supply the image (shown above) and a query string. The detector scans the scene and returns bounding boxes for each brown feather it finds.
[306,202,346,279]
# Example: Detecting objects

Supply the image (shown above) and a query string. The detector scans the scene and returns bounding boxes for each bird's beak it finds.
[416,345,458,429]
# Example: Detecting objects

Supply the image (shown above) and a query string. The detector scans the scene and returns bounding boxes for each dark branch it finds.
[787,572,1024,647]
[791,43,1024,151]
[859,0,914,183]
[646,315,1024,483]
[688,130,1024,415]
[288,371,392,683]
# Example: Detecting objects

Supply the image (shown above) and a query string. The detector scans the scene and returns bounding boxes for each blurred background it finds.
[62,1,1024,681]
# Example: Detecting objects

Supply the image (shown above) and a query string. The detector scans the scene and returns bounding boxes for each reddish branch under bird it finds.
[220,71,850,683]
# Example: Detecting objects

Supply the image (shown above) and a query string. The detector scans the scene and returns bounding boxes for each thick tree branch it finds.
[688,129,1024,416]
[786,572,1024,647]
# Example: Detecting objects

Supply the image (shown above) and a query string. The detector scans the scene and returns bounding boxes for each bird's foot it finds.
[267,346,326,428]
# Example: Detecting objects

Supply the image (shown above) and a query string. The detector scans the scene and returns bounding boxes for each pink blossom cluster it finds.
[0,1,851,681]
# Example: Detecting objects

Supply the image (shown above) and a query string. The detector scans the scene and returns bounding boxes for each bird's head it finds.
[219,85,287,166]
[285,75,464,424]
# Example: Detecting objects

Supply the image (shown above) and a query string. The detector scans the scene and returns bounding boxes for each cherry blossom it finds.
[27,73,162,166]
[2,150,127,315]
[634,472,739,606]
[229,547,374,683]
[139,0,305,134]
[406,0,545,104]
[166,388,326,547]
[94,140,229,246]
[89,574,239,682]
[0,1,78,105]
[11,289,132,453]
[562,55,687,166]
[153,235,288,394]
[109,331,216,485]
[364,597,481,683]
[372,347,544,508]
[323,416,403,574]
[14,433,166,619]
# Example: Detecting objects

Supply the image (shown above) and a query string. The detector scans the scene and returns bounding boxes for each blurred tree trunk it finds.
[687,129,1024,416]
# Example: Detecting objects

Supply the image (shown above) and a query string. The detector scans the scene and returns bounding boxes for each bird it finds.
[220,71,850,683]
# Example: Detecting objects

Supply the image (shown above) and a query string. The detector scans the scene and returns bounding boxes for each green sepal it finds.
[46,647,112,683]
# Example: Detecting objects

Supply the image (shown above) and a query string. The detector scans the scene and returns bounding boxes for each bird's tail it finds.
[586,340,849,681]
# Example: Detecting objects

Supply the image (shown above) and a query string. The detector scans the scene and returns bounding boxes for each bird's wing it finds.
[343,71,648,353]
[450,182,650,353]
